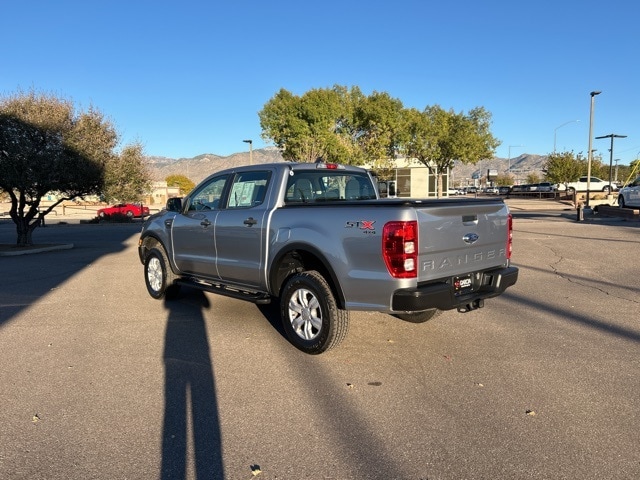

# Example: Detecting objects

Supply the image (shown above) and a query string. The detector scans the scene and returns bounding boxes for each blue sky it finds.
[2,0,639,165]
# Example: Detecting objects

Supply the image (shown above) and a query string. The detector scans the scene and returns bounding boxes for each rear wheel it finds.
[393,309,441,323]
[280,270,349,354]
[144,247,180,300]
[618,195,626,208]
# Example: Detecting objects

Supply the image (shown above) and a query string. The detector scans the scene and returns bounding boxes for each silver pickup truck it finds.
[138,161,518,354]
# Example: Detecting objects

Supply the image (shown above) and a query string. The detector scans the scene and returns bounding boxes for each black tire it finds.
[567,187,576,195]
[393,309,441,323]
[280,270,349,354]
[98,212,106,218]
[618,195,626,208]
[144,246,180,300]
[126,210,134,218]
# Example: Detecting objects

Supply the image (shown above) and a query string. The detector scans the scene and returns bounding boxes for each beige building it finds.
[143,181,182,207]
[367,157,451,198]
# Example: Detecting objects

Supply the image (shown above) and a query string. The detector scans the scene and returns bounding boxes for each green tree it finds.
[494,174,515,186]
[526,172,541,184]
[259,87,344,162]
[103,142,151,203]
[619,159,639,185]
[0,89,139,246]
[259,85,404,168]
[402,105,500,197]
[166,174,195,195]
[543,151,585,188]
[359,91,404,175]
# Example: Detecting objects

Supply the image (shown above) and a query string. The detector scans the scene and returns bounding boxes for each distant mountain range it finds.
[146,147,286,184]
[146,148,548,185]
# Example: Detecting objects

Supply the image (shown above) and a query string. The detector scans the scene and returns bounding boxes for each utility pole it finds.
[243,139,253,165]
[595,134,627,193]
[586,91,601,208]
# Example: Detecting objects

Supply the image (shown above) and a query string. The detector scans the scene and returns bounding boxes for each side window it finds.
[187,175,228,211]
[227,171,271,209]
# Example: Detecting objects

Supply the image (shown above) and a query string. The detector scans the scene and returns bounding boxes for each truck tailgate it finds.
[414,200,510,282]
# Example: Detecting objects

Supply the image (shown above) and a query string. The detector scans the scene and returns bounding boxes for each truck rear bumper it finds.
[391,266,519,312]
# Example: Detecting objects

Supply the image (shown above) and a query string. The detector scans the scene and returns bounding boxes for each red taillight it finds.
[383,221,418,278]
[507,213,513,259]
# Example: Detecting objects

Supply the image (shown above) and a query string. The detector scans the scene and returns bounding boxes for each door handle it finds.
[244,217,257,226]
[200,219,211,227]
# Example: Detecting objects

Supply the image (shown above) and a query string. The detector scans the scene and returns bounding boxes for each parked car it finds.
[447,187,462,196]
[498,186,512,195]
[557,176,617,194]
[617,176,640,208]
[97,203,150,218]
[532,182,555,192]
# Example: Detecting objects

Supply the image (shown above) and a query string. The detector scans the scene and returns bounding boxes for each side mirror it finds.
[166,197,183,212]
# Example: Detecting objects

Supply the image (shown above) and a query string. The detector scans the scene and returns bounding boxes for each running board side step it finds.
[175,278,272,304]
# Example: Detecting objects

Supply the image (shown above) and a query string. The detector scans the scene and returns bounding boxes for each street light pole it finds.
[595,134,627,192]
[508,145,524,175]
[586,91,601,208]
[613,158,620,182]
[243,139,253,165]
[553,120,580,152]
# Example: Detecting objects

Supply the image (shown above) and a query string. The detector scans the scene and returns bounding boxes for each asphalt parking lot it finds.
[0,204,639,480]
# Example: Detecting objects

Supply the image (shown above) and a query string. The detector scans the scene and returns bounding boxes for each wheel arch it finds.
[618,194,626,207]
[139,233,174,269]
[269,243,346,309]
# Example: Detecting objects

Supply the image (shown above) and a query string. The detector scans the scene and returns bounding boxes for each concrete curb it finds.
[0,243,74,257]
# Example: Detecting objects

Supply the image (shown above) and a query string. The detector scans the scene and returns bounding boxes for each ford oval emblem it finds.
[463,233,479,244]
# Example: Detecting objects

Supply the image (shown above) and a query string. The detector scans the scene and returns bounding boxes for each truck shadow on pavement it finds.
[162,290,224,480]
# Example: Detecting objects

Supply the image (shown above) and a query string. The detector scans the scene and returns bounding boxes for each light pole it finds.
[586,91,601,207]
[595,134,627,192]
[243,139,253,165]
[553,120,580,152]
[613,158,620,182]
[508,145,524,175]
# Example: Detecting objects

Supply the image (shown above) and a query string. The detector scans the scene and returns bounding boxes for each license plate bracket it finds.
[453,274,473,295]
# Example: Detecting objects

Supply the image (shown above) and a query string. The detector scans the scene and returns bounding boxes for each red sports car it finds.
[97,203,150,218]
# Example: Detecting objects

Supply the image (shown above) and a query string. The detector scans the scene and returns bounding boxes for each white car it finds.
[618,176,640,208]
[557,176,618,194]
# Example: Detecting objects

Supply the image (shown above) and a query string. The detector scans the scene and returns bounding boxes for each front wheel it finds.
[144,246,180,300]
[280,270,349,354]
[393,309,441,323]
